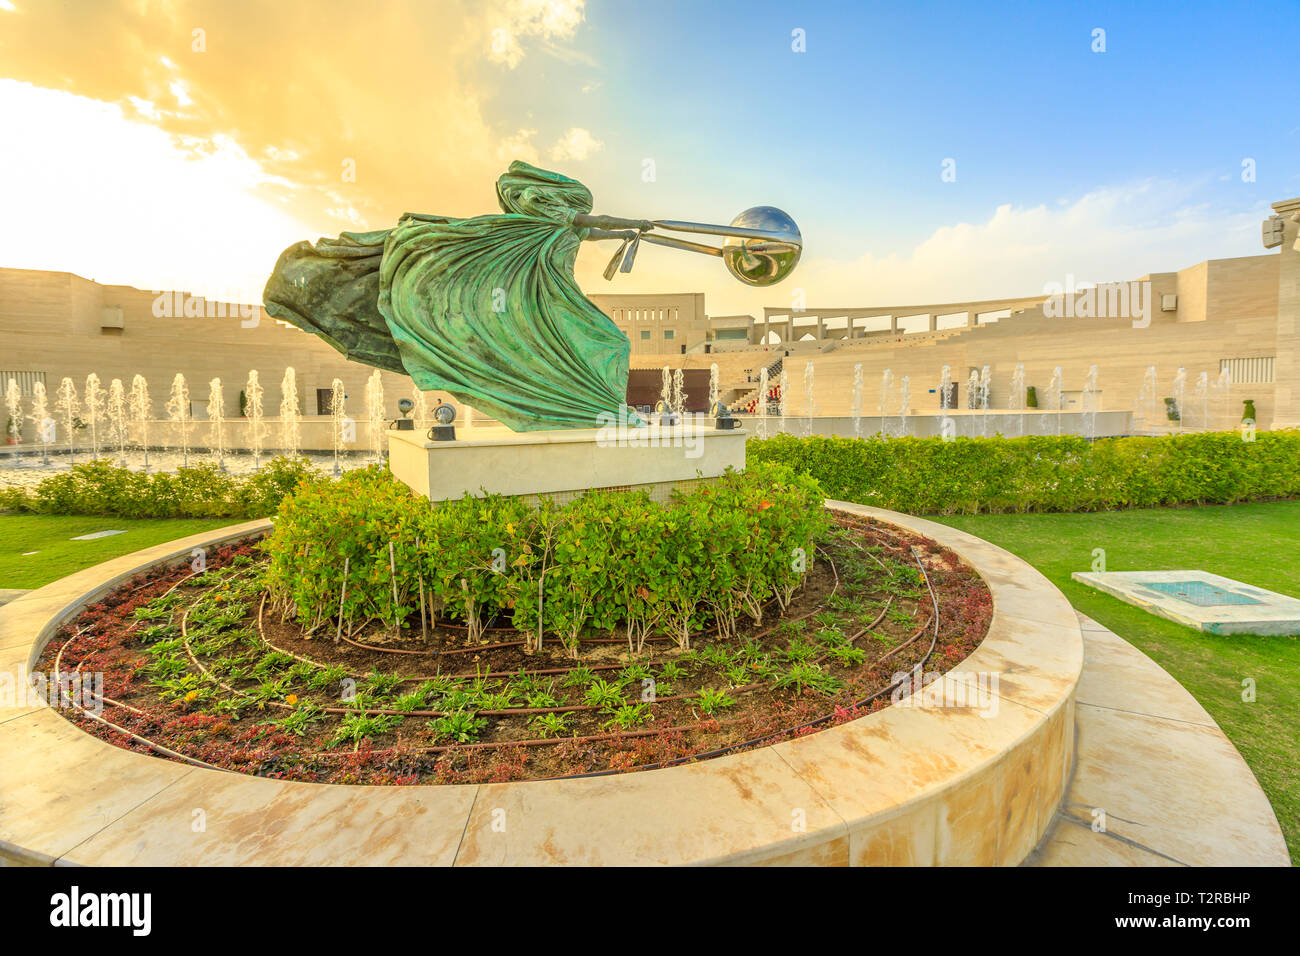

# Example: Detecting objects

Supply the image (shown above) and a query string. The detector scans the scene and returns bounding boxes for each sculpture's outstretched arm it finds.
[583,228,641,242]
[572,214,653,232]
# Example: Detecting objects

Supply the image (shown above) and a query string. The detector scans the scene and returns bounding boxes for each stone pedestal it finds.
[388,422,747,503]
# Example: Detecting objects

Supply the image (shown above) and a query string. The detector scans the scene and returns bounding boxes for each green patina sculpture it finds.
[264,161,802,431]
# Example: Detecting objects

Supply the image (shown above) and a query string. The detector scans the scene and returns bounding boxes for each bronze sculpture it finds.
[264,161,800,431]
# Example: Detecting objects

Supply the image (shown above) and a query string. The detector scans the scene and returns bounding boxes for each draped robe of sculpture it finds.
[263,162,640,431]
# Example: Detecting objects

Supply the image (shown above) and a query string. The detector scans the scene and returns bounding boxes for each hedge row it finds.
[0,457,324,519]
[746,430,1300,514]
[264,463,829,653]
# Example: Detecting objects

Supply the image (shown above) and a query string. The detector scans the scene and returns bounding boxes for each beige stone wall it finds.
[644,253,1288,430]
[0,269,460,445]
[1267,200,1300,428]
[588,292,707,355]
[3,234,1295,444]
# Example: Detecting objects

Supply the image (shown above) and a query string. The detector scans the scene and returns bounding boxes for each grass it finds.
[930,501,1300,864]
[0,515,240,590]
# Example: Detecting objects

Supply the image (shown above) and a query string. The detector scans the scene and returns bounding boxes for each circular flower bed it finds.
[38,469,993,784]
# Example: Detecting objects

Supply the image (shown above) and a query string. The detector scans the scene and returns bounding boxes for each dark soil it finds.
[38,512,993,785]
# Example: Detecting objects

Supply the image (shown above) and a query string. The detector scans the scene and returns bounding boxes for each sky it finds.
[1,0,1297,315]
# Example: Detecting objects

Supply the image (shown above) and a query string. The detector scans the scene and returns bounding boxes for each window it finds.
[1219,357,1274,385]
[663,329,675,340]
[640,330,651,340]
[316,388,335,415]
[1,371,46,396]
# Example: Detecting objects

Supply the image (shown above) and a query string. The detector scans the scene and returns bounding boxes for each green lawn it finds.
[0,515,242,590]
[930,501,1300,864]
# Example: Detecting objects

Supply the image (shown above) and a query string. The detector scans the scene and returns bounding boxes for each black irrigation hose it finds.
[548,544,943,781]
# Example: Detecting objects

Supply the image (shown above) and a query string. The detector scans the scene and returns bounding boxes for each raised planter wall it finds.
[0,503,1082,866]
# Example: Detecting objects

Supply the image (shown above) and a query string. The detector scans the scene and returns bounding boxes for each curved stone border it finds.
[0,502,1082,866]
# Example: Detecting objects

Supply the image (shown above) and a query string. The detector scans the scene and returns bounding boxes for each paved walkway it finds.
[0,590,30,608]
[1027,613,1290,866]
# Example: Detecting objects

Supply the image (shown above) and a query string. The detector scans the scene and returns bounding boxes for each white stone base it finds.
[387,423,748,503]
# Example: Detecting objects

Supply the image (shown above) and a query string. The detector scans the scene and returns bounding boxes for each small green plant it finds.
[306,664,347,690]
[530,712,571,738]
[561,665,594,688]
[696,687,735,715]
[524,688,559,709]
[364,672,404,696]
[774,662,842,696]
[276,702,325,735]
[429,711,486,743]
[582,678,625,710]
[331,712,400,748]
[828,644,867,667]
[602,702,651,730]
[784,635,819,663]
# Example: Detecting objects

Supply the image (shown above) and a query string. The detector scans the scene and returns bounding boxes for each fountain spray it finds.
[30,381,52,467]
[365,369,385,461]
[107,379,127,466]
[5,378,21,454]
[802,360,815,436]
[84,373,105,460]
[129,374,150,472]
[55,377,80,466]
[165,373,192,467]
[280,367,301,457]
[330,377,347,477]
[208,378,227,470]
[851,363,863,438]
[245,370,266,469]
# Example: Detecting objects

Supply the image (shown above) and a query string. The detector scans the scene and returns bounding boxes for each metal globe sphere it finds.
[721,206,802,287]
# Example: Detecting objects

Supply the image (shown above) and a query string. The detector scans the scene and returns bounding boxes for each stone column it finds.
[1271,198,1300,428]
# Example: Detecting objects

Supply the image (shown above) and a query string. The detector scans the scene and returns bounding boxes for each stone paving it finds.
[1027,613,1290,866]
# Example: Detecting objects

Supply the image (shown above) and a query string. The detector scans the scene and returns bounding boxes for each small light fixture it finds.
[711,400,739,430]
[428,402,457,441]
[392,397,415,431]
[654,399,679,426]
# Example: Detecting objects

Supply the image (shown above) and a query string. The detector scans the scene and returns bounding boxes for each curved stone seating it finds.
[0,503,1084,866]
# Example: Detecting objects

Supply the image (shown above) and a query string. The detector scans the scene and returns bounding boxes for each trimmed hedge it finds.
[747,430,1300,514]
[264,462,828,653]
[0,457,324,519]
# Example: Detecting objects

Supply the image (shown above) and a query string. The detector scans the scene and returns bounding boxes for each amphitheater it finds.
[3,196,1298,445]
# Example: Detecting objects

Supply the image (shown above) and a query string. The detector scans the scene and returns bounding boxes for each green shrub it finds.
[262,462,829,648]
[0,456,324,518]
[747,429,1300,514]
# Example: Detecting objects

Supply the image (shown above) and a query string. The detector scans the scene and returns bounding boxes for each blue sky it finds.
[1,0,1297,311]
[506,0,1299,262]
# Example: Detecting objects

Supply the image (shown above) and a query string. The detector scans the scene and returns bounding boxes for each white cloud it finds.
[487,0,586,69]
[496,127,539,164]
[0,80,317,301]
[550,126,603,161]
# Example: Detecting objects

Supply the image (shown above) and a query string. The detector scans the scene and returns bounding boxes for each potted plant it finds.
[5,415,20,445]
